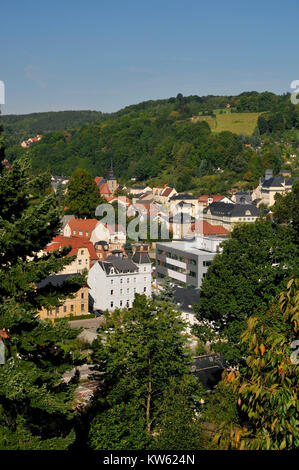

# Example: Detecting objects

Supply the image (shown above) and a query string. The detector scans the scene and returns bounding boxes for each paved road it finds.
[69,316,106,329]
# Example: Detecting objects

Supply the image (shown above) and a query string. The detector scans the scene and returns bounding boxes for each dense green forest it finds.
[2,91,299,195]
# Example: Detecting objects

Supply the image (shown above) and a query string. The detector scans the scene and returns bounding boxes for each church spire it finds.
[108,159,116,180]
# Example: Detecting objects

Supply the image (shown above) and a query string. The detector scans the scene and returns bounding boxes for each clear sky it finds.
[1,0,299,115]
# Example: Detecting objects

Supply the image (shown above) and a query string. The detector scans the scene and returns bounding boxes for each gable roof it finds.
[132,251,151,264]
[203,202,259,217]
[161,187,175,197]
[191,220,229,236]
[261,176,285,188]
[67,218,99,235]
[45,235,98,261]
[98,257,138,274]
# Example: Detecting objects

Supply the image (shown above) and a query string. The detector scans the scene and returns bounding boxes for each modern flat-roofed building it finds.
[155,235,226,289]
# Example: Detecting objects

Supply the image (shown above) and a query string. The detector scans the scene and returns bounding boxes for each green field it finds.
[194,112,261,135]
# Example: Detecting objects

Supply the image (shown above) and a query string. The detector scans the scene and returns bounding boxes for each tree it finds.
[0,155,86,449]
[88,294,198,449]
[64,168,103,218]
[215,278,299,450]
[194,218,298,364]
[273,180,299,240]
[156,275,175,304]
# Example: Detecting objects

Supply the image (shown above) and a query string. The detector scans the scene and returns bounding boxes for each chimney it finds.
[265,169,273,180]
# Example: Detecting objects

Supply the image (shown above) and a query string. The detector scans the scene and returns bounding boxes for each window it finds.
[120,300,123,307]
[81,292,84,299]
[203,260,212,267]
[144,277,147,282]
[86,232,89,236]
[63,306,67,313]
[81,304,85,312]
[111,290,114,296]
[144,267,146,271]
[134,288,136,293]
[78,259,82,265]
[111,279,113,284]
[134,277,136,283]
[70,305,74,312]
[81,250,84,255]
[110,301,114,308]
[73,230,76,235]
[127,288,129,294]
[120,289,123,294]
[127,278,130,283]
[79,231,83,236]
[126,300,129,308]
[144,287,146,292]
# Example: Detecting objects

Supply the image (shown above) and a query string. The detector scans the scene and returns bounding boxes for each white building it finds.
[88,249,152,312]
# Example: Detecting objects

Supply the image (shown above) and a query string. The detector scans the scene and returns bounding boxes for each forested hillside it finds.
[2,91,299,195]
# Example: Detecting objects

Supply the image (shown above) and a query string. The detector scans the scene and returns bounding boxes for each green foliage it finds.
[194,218,298,364]
[0,152,86,449]
[216,278,299,450]
[64,168,104,218]
[88,294,196,449]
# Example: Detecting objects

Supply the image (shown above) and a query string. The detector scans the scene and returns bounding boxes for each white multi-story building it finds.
[156,234,227,289]
[88,249,152,312]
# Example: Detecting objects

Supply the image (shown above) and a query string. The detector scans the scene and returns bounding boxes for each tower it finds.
[107,160,117,194]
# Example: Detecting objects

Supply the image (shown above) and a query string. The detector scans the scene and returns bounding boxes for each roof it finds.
[170,193,198,201]
[203,202,260,217]
[36,273,82,289]
[198,194,224,202]
[94,176,104,186]
[261,176,285,188]
[99,182,112,195]
[132,251,151,264]
[67,218,99,235]
[45,235,98,261]
[98,256,138,274]
[173,286,200,312]
[191,220,229,236]
[161,187,174,197]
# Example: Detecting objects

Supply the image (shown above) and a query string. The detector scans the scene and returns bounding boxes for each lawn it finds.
[194,112,261,135]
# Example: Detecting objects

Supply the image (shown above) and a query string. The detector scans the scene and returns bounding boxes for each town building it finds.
[252,169,295,207]
[88,247,152,313]
[156,235,226,289]
[44,235,98,273]
[202,201,260,231]
[37,273,89,320]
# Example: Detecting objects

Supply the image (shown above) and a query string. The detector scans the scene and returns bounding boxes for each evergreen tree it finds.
[0,154,86,449]
[156,275,175,304]
[88,294,199,449]
[65,168,103,218]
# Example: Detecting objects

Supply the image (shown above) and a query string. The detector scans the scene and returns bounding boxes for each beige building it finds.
[252,170,295,207]
[38,274,89,320]
[202,202,260,231]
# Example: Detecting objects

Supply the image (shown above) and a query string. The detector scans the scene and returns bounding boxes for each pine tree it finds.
[0,152,86,449]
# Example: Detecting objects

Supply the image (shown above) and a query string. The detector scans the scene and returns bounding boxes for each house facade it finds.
[156,235,225,289]
[88,249,152,312]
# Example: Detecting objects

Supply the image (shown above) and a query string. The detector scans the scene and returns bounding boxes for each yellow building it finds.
[37,274,89,320]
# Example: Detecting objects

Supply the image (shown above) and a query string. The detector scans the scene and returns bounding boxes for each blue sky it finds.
[1,0,299,115]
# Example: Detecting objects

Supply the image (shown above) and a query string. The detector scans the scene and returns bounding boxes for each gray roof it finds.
[99,256,138,274]
[174,286,199,312]
[37,273,81,289]
[261,176,284,188]
[132,252,151,264]
[170,193,198,201]
[203,202,259,217]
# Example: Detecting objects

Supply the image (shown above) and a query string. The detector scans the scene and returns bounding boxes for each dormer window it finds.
[110,268,114,274]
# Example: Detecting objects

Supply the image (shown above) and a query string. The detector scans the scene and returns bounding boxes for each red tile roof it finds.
[99,182,112,195]
[45,235,98,262]
[191,220,229,236]
[161,187,174,197]
[67,218,99,237]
